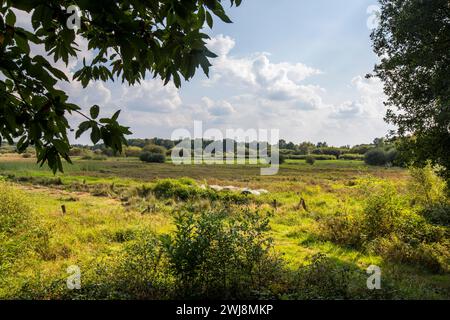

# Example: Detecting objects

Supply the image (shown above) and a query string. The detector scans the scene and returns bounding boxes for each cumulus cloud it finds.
[118,79,182,113]
[330,76,385,119]
[201,97,236,116]
[205,35,323,110]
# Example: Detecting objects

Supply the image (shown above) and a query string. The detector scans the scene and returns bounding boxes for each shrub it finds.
[153,178,203,201]
[319,179,449,273]
[340,154,364,161]
[140,152,166,163]
[319,213,363,247]
[408,164,447,207]
[421,204,450,226]
[408,164,449,225]
[364,148,399,166]
[284,254,351,299]
[362,183,405,240]
[124,146,143,157]
[143,144,167,155]
[305,155,316,165]
[364,148,387,166]
[21,153,32,158]
[161,206,282,299]
[369,235,449,274]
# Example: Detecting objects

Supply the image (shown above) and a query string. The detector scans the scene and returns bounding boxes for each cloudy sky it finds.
[17,0,391,146]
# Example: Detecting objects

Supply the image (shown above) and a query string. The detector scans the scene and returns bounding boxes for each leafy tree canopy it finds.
[0,0,241,172]
[371,0,450,182]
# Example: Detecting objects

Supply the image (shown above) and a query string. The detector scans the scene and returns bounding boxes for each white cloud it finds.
[118,79,182,113]
[330,76,385,119]
[205,35,323,110]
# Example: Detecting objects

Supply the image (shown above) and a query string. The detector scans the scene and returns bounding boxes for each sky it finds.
[15,0,391,147]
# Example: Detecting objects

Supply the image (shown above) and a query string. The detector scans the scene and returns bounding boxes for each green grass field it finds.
[0,156,448,299]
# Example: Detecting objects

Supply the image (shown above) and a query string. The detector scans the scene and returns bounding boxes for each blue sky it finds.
[16,0,390,146]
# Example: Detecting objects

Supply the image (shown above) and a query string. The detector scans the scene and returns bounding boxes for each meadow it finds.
[0,155,449,300]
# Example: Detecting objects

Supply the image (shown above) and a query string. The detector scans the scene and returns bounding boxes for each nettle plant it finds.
[0,0,241,173]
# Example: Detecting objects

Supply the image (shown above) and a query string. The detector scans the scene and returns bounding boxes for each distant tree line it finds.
[3,136,408,166]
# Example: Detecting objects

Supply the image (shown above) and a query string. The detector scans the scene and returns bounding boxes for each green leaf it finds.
[111,110,121,122]
[6,10,16,26]
[206,11,213,28]
[90,125,101,144]
[75,121,92,139]
[90,105,100,119]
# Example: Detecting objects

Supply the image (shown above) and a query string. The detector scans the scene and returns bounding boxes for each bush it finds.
[319,213,363,247]
[319,179,450,273]
[124,146,143,157]
[421,204,450,226]
[21,153,32,158]
[408,164,449,226]
[284,254,351,299]
[364,148,387,166]
[153,178,202,201]
[140,152,166,163]
[364,148,399,166]
[305,155,316,165]
[340,154,364,161]
[143,144,167,155]
[161,206,282,299]
[362,183,405,240]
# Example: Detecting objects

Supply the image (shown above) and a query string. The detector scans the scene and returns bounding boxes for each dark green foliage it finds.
[0,0,241,173]
[421,204,450,227]
[139,152,166,163]
[371,0,450,183]
[364,148,388,166]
